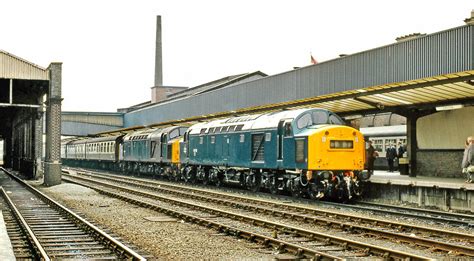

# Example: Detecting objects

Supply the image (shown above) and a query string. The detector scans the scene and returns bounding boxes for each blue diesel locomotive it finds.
[62,108,368,201]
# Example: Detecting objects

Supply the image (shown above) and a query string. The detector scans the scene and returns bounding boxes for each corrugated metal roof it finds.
[167,71,267,100]
[123,25,473,128]
[0,50,49,80]
[62,111,124,127]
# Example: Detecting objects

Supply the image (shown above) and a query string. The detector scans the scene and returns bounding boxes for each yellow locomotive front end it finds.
[307,125,365,171]
[304,125,366,201]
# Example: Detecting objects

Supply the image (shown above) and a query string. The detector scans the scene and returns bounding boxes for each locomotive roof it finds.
[66,135,122,145]
[123,128,160,141]
[188,108,328,135]
[123,126,185,141]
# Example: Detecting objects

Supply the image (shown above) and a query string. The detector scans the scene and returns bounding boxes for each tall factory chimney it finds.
[151,16,188,103]
[154,15,163,87]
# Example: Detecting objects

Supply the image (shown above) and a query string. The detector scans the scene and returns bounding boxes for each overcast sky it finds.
[1,0,472,112]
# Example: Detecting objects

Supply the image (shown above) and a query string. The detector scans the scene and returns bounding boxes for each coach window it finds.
[210,136,215,144]
[200,128,207,134]
[199,136,204,144]
[239,134,245,143]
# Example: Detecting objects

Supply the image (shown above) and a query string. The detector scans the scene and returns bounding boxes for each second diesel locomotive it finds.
[62,108,368,201]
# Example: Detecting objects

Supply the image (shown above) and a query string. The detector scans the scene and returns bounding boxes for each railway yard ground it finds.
[1,167,474,260]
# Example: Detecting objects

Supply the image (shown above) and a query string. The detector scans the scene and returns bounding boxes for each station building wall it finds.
[417,106,474,177]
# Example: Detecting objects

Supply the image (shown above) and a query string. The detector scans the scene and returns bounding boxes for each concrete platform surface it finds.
[0,211,15,260]
[369,170,474,191]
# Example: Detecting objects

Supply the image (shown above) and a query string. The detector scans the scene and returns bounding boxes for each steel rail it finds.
[354,201,474,221]
[1,167,147,261]
[65,170,474,256]
[70,169,474,241]
[320,200,473,226]
[63,173,430,260]
[0,186,50,261]
[62,176,342,260]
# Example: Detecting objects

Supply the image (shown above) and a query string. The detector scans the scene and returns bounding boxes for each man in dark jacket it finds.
[397,142,405,158]
[366,140,377,175]
[386,144,397,172]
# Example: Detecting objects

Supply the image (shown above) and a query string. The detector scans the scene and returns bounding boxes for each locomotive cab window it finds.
[329,114,344,125]
[169,129,179,139]
[296,113,312,129]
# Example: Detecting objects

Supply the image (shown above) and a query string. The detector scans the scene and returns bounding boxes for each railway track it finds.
[63,168,470,259]
[0,193,36,259]
[0,168,147,260]
[348,201,474,226]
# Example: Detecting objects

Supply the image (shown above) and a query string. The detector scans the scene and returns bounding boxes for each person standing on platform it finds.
[397,142,405,158]
[386,143,397,172]
[397,142,406,171]
[366,140,377,176]
[462,136,474,183]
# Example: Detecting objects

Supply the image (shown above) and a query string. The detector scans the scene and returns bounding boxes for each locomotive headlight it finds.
[330,140,354,149]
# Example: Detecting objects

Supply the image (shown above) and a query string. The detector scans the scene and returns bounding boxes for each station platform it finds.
[369,170,474,191]
[366,170,474,212]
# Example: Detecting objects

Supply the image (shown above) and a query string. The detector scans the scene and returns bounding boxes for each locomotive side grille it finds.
[251,134,265,161]
[295,139,306,163]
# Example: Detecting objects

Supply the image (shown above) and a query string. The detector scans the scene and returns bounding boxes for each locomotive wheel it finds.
[269,176,280,195]
[291,188,304,198]
[353,180,363,197]
[184,167,197,184]
[202,172,211,185]
[290,178,305,198]
[308,183,324,200]
[216,175,224,187]
[247,172,261,193]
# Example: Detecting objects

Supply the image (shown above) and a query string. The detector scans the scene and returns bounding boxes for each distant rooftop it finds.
[119,71,267,113]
